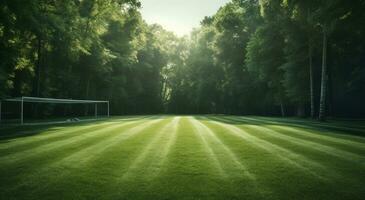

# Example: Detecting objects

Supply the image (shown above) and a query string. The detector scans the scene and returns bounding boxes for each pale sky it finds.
[139,0,231,36]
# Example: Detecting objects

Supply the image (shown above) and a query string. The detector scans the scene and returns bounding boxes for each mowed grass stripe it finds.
[154,116,180,173]
[0,122,115,149]
[266,125,365,154]
[197,117,319,199]
[225,117,365,163]
[210,116,365,182]
[135,117,232,200]
[0,117,169,198]
[0,116,149,142]
[0,118,151,156]
[235,123,365,175]
[51,117,167,167]
[228,116,365,155]
[0,119,150,186]
[121,117,180,180]
[256,116,365,131]
[55,118,176,200]
[242,116,365,143]
[0,116,151,150]
[0,115,364,200]
[204,117,328,180]
[191,117,254,180]
[0,118,153,165]
[188,117,226,177]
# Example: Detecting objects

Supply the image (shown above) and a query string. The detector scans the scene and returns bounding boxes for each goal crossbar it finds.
[0,96,110,125]
[3,97,109,104]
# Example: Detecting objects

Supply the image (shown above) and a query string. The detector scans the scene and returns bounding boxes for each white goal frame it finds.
[0,96,110,125]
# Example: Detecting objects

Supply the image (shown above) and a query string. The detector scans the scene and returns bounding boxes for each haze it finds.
[139,0,231,36]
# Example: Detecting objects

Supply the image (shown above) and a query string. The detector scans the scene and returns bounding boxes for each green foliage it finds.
[0,0,364,117]
[0,0,171,115]
[167,0,365,117]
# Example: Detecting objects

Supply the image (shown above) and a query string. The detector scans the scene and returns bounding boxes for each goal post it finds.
[0,96,110,125]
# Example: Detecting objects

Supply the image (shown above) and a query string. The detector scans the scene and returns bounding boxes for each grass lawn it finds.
[0,115,364,200]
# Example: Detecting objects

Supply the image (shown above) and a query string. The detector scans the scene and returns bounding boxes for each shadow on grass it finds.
[195,115,365,138]
[0,115,163,141]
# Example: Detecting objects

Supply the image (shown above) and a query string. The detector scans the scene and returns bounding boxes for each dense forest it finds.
[0,0,364,119]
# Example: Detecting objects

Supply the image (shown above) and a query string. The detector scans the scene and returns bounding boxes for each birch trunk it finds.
[309,41,315,118]
[319,28,328,121]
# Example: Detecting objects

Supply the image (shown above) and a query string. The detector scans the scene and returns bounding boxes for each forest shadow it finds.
[0,115,159,141]
[195,115,365,138]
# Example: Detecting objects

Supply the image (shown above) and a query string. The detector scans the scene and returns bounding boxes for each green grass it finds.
[0,115,364,200]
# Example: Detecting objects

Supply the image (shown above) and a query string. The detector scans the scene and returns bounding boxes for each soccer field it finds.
[0,116,364,200]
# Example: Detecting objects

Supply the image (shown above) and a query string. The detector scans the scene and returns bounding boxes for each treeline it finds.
[166,0,365,119]
[1,0,364,119]
[0,0,173,115]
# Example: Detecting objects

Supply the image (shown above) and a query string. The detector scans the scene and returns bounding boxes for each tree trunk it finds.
[308,41,315,119]
[280,101,286,117]
[34,37,43,97]
[109,85,114,114]
[160,76,168,104]
[319,28,328,121]
[84,76,91,116]
[327,49,334,117]
[32,37,43,118]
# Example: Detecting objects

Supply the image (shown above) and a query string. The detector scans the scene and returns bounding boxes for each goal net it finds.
[0,97,109,125]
